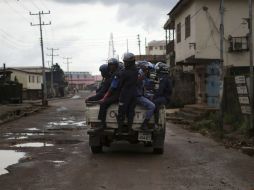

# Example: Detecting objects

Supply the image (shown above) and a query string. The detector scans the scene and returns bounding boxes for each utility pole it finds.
[110,33,115,58]
[219,0,225,130]
[47,48,59,97]
[137,34,141,59]
[145,37,147,59]
[30,11,51,106]
[249,0,254,130]
[127,39,129,53]
[63,57,72,89]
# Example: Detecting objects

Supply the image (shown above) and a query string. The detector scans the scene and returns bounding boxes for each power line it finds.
[2,0,31,23]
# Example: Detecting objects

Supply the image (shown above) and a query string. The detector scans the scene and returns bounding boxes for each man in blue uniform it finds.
[153,62,172,125]
[117,53,138,133]
[97,58,122,129]
[136,61,155,130]
[86,64,111,102]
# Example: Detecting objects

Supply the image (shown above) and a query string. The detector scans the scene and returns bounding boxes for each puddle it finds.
[56,107,68,112]
[27,128,40,131]
[71,95,81,99]
[46,120,86,130]
[13,142,54,148]
[8,136,28,140]
[0,150,25,175]
[51,161,65,164]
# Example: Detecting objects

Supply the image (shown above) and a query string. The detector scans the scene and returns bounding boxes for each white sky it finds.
[0,0,177,75]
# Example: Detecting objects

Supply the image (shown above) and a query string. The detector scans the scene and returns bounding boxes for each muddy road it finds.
[0,92,253,190]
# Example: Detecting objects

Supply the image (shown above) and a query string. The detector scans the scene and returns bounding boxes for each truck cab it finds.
[85,102,166,154]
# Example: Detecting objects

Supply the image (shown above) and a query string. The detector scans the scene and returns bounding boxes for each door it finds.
[206,61,220,108]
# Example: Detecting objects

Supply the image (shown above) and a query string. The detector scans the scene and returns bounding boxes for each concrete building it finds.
[65,72,102,90]
[6,67,43,99]
[164,0,253,107]
[146,40,166,55]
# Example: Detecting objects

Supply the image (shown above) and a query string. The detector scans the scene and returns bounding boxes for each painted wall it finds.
[174,1,197,62]
[10,70,42,90]
[174,0,253,67]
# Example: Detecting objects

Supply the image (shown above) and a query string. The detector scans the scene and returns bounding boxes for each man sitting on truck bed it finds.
[117,53,138,133]
[97,58,122,129]
[136,61,155,130]
[153,62,172,126]
[86,64,112,102]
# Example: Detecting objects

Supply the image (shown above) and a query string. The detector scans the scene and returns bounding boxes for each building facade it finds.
[146,40,167,55]
[164,0,253,107]
[6,68,43,100]
[65,72,102,90]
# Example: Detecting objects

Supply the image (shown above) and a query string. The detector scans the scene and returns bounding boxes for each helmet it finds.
[123,52,135,68]
[155,62,169,74]
[123,52,135,62]
[147,62,155,70]
[108,58,119,67]
[99,64,109,78]
[136,61,148,70]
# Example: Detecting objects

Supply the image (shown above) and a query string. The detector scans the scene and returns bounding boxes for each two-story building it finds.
[164,0,253,107]
[65,72,102,90]
[146,40,167,55]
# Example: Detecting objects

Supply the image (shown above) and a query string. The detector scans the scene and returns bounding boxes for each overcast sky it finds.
[0,0,178,74]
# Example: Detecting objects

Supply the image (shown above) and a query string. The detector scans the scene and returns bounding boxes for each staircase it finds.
[166,104,219,125]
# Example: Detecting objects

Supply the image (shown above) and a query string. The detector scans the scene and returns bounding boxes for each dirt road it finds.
[0,93,253,190]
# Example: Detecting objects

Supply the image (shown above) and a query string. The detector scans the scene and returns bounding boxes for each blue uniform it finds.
[136,69,155,120]
[98,68,122,123]
[117,65,138,126]
[153,74,172,124]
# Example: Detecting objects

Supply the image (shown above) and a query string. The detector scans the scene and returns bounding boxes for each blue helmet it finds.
[136,61,149,70]
[123,52,135,68]
[99,64,109,78]
[108,58,119,67]
[155,62,169,74]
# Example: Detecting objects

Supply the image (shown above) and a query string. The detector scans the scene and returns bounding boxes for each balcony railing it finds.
[166,40,175,54]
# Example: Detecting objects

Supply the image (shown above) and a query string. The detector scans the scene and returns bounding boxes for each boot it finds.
[117,115,124,134]
[141,119,149,130]
[127,121,133,134]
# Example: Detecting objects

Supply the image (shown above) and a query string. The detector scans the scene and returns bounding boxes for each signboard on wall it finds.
[235,75,251,115]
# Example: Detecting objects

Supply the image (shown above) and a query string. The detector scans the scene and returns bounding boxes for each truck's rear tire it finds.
[91,146,103,154]
[153,148,164,154]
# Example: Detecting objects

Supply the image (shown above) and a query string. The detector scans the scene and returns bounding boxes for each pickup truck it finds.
[85,102,166,154]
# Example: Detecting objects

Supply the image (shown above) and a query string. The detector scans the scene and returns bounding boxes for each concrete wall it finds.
[174,0,253,67]
[146,46,166,55]
[10,70,42,90]
[174,1,197,62]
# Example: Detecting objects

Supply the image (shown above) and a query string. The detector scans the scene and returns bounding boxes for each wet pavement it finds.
[0,91,253,190]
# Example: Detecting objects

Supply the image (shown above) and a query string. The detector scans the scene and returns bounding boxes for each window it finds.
[177,22,181,43]
[29,75,31,83]
[37,76,41,83]
[160,46,163,50]
[149,46,153,51]
[228,36,249,52]
[32,76,35,83]
[185,15,191,39]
